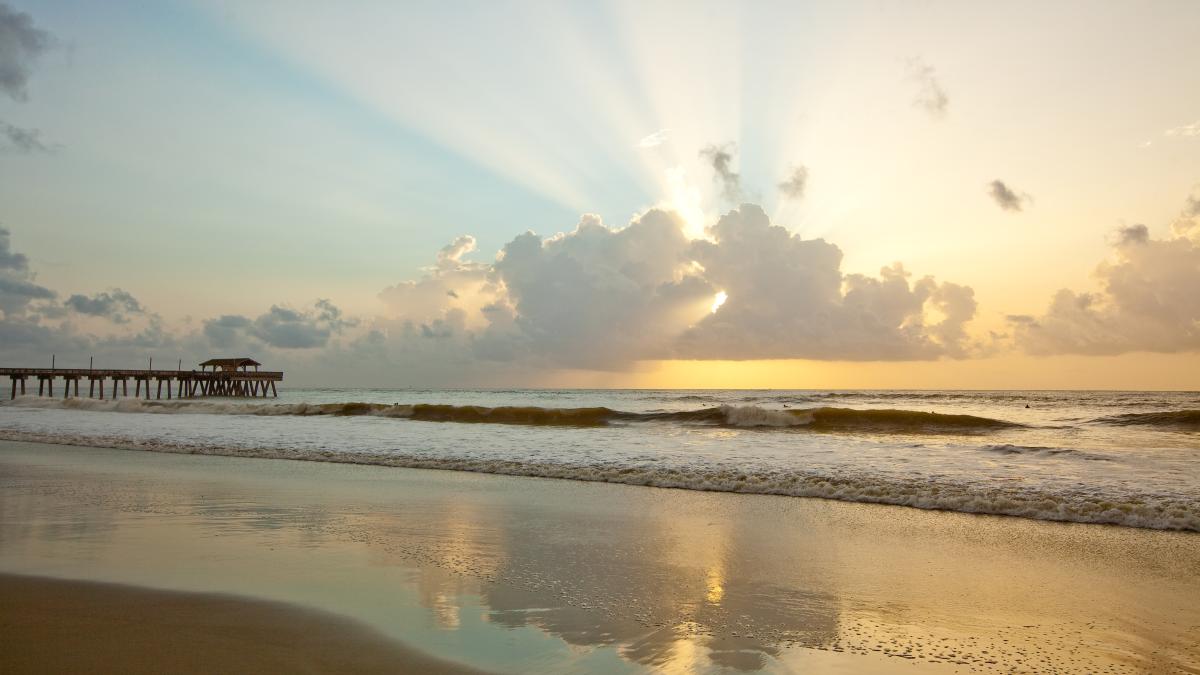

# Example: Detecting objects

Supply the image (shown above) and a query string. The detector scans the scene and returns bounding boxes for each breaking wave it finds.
[1093,410,1200,431]
[0,429,1193,532]
[5,397,1017,433]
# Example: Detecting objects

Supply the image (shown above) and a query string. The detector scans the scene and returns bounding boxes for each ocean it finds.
[2,389,1197,532]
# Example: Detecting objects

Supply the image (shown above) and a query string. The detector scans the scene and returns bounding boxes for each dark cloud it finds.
[700,143,742,202]
[0,119,48,152]
[1185,194,1200,218]
[987,179,1029,212]
[0,226,30,271]
[250,306,332,348]
[0,226,54,315]
[906,58,948,118]
[203,314,254,349]
[202,300,355,350]
[1115,224,1149,246]
[778,165,808,200]
[0,275,55,313]
[64,289,145,323]
[0,2,53,101]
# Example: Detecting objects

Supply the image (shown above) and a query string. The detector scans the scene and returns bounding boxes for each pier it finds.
[2,358,282,401]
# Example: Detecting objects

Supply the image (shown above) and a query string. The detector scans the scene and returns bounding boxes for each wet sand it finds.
[1,439,1198,673]
[0,574,480,674]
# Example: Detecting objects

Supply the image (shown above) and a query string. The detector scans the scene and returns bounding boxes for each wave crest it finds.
[1093,410,1200,430]
[4,397,1018,432]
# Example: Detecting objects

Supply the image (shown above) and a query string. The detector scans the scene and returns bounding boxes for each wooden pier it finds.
[1,358,282,401]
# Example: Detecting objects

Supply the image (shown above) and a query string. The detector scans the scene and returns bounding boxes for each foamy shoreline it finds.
[1,427,1195,532]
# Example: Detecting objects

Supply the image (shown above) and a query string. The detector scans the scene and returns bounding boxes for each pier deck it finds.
[1,367,282,400]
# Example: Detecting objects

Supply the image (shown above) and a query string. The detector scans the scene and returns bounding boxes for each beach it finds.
[2,439,1198,673]
[0,574,480,674]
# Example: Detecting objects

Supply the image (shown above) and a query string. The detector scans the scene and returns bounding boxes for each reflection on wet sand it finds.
[2,441,1199,673]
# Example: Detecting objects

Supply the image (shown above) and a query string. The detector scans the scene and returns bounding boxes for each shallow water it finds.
[2,442,1198,674]
[2,388,1197,530]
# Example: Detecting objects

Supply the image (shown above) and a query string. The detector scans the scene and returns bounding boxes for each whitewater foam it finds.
[2,388,1196,533]
[0,428,1194,532]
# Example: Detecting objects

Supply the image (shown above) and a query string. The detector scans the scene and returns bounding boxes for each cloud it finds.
[1114,224,1149,246]
[378,233,498,334]
[370,205,979,369]
[435,234,481,271]
[778,165,808,200]
[202,314,254,350]
[1011,194,1200,355]
[488,210,711,368]
[0,119,49,153]
[637,129,670,148]
[0,225,30,271]
[64,289,145,323]
[700,143,742,202]
[906,57,948,118]
[987,179,1030,212]
[1,204,986,380]
[1164,120,1200,139]
[0,2,53,101]
[0,226,54,315]
[676,204,977,360]
[202,300,356,350]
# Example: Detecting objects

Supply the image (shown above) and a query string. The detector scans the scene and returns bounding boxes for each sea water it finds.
[2,389,1197,531]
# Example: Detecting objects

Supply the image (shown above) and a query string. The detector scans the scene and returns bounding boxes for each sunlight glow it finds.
[710,291,728,313]
[666,167,706,239]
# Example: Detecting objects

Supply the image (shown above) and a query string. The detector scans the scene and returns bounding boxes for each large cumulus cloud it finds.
[1009,193,1200,355]
[373,204,978,369]
[677,205,976,360]
[490,209,712,368]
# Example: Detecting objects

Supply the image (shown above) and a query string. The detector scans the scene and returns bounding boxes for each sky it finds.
[1,0,1199,389]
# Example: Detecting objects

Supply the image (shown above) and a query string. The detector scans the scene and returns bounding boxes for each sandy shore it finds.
[1,439,1198,673]
[0,573,481,674]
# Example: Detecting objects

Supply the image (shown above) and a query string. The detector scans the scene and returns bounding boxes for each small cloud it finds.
[0,2,54,101]
[0,120,51,153]
[906,57,948,119]
[778,165,809,200]
[637,129,670,149]
[1114,224,1149,246]
[700,143,742,202]
[1164,120,1200,139]
[435,234,480,271]
[1138,140,1153,149]
[987,179,1031,212]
